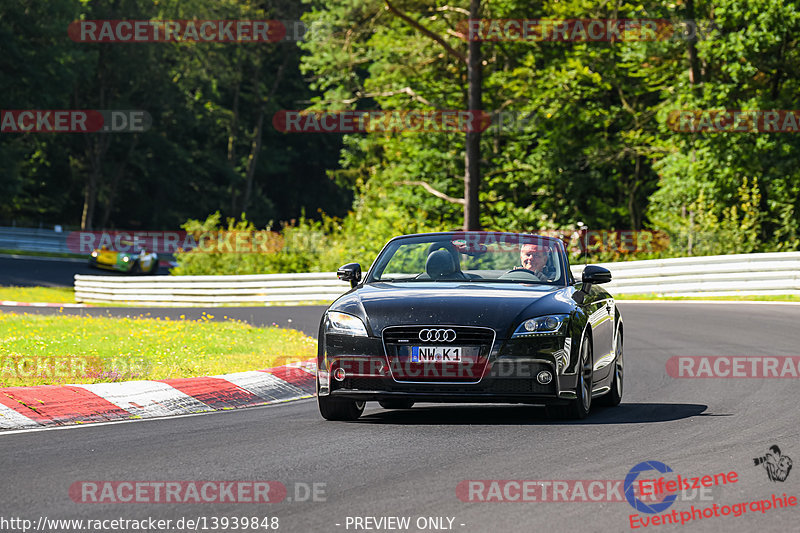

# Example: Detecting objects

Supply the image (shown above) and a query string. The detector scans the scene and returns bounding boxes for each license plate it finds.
[411,346,462,363]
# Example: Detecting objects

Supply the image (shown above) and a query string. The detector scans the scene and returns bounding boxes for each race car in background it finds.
[88,243,159,274]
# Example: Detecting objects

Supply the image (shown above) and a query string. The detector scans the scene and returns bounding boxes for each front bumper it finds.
[319,332,578,405]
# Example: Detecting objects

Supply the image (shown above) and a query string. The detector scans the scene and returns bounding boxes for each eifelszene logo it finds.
[625,461,678,514]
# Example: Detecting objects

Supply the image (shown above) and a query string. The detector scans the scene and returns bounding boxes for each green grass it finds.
[615,294,800,302]
[0,286,76,303]
[0,312,316,387]
[0,286,333,306]
[81,299,335,307]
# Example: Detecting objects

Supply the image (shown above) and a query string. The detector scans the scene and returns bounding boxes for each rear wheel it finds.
[379,400,414,410]
[598,330,623,407]
[130,261,141,274]
[548,332,592,420]
[317,377,365,421]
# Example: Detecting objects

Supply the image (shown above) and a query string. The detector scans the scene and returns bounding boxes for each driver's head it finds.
[520,243,548,272]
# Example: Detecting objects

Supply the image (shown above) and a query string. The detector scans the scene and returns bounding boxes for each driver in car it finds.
[514,243,551,281]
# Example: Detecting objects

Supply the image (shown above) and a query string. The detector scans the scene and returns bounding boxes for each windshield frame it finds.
[364,232,572,287]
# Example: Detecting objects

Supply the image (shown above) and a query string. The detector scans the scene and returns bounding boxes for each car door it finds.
[575,284,615,383]
[586,285,615,382]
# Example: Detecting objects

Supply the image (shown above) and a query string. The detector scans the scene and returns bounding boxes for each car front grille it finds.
[381,325,495,382]
[382,326,495,346]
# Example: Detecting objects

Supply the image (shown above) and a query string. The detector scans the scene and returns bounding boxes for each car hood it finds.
[330,282,578,339]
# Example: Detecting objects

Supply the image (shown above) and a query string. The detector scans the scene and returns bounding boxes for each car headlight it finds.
[512,314,568,338]
[91,251,98,257]
[324,311,368,337]
[122,256,130,262]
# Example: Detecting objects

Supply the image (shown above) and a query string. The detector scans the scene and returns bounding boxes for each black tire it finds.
[316,376,365,421]
[318,395,365,421]
[378,400,415,410]
[130,261,141,274]
[547,332,593,420]
[598,329,623,407]
[148,263,159,275]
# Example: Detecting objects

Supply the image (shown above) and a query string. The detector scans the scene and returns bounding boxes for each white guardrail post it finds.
[74,251,800,305]
[74,272,353,306]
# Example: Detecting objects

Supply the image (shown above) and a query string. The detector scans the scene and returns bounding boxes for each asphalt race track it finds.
[1,302,799,533]
[0,255,167,287]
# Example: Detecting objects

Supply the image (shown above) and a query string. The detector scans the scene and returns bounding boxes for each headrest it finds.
[426,249,456,279]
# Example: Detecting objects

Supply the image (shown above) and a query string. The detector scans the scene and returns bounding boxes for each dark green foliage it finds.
[3,0,798,273]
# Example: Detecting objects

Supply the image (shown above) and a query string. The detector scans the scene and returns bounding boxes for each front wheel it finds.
[547,332,593,420]
[317,377,365,421]
[318,396,365,421]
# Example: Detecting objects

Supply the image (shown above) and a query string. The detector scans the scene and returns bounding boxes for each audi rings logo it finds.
[418,329,457,342]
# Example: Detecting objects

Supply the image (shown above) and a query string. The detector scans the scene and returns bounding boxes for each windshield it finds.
[367,233,568,285]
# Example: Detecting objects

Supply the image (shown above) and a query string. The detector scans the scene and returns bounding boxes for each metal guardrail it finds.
[572,251,800,297]
[74,251,800,305]
[74,272,352,305]
[0,225,177,264]
[0,226,71,253]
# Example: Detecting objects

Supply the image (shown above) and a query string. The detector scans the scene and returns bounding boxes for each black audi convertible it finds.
[316,231,623,420]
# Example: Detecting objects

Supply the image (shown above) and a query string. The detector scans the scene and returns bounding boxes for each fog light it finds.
[537,371,553,384]
[333,368,346,381]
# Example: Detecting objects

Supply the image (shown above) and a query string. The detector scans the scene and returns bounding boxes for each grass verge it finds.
[75,299,334,307]
[0,286,76,303]
[0,286,331,306]
[0,312,316,387]
[615,294,800,302]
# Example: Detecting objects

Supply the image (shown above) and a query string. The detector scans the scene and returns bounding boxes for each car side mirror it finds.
[581,265,611,293]
[337,263,362,288]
